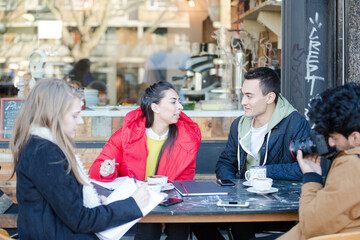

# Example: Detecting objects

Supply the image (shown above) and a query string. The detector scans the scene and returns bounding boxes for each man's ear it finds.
[151,103,159,113]
[266,92,276,104]
[348,131,360,147]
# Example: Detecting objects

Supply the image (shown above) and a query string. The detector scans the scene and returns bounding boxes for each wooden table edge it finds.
[139,212,299,223]
[0,212,298,228]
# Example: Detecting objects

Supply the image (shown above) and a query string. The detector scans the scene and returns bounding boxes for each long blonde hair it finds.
[10,78,86,185]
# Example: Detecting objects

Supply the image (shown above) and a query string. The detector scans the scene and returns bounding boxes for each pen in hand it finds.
[131,177,150,209]
[106,159,119,166]
[133,176,138,188]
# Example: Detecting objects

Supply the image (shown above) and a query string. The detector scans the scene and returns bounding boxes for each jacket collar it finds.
[238,94,296,139]
[344,147,360,156]
[267,94,296,130]
[122,108,201,151]
[122,108,147,143]
[30,125,54,143]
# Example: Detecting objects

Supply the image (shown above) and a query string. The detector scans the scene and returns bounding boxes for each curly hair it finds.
[308,83,360,138]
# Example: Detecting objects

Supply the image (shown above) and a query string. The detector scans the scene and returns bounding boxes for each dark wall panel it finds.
[282,0,335,118]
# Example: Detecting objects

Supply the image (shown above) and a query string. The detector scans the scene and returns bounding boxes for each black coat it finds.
[16,135,142,240]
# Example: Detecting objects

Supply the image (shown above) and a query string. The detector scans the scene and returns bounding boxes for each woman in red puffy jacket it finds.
[89,81,201,240]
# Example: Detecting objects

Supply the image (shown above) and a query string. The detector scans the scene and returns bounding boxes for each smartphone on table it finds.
[216,200,249,208]
[217,179,235,186]
[159,198,183,207]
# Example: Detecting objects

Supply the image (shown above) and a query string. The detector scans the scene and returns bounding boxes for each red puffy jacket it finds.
[88,108,201,182]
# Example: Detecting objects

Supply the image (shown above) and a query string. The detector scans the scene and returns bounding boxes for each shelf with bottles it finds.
[231,0,281,24]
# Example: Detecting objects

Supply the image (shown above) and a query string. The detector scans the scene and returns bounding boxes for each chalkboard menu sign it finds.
[0,98,24,141]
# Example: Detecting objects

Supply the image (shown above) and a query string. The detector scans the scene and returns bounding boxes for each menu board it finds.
[0,98,24,141]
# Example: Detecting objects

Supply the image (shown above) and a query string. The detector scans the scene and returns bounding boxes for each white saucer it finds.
[246,187,279,195]
[161,183,175,191]
[242,181,252,187]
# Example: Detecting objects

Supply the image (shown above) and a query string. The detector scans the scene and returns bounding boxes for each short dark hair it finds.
[308,83,360,138]
[244,67,280,103]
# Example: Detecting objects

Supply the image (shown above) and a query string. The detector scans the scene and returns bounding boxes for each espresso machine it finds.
[180,54,221,101]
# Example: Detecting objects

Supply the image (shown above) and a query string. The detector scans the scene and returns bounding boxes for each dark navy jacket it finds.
[16,135,142,240]
[215,111,311,181]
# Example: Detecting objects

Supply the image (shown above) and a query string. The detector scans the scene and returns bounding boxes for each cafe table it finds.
[140,179,302,223]
[140,180,302,223]
[93,179,301,224]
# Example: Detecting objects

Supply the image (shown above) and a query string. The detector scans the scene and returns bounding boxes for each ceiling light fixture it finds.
[188,0,195,8]
[83,0,93,9]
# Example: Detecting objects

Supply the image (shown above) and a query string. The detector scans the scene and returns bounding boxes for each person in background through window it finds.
[69,58,94,87]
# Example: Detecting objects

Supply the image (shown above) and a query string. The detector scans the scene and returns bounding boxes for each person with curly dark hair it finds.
[279,83,360,240]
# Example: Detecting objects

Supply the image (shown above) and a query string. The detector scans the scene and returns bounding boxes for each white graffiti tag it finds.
[305,12,324,96]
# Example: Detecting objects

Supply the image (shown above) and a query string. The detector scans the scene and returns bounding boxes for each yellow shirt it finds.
[145,136,167,180]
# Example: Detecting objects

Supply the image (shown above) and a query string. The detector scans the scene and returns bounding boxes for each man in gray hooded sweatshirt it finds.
[216,67,310,181]
[192,67,311,240]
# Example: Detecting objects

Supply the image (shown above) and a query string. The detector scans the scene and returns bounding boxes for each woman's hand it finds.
[99,159,116,177]
[296,150,322,175]
[131,185,150,209]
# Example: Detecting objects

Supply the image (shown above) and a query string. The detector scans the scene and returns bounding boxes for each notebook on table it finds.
[172,180,229,196]
[96,178,164,240]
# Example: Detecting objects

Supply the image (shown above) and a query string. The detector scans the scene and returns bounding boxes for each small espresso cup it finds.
[245,166,266,184]
[146,182,162,194]
[148,175,168,187]
[252,178,273,191]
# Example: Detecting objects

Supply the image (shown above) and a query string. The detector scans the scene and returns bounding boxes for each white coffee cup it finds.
[252,178,273,191]
[146,182,162,194]
[245,166,266,184]
[148,175,168,187]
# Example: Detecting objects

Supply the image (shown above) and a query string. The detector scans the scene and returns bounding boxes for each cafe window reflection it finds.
[0,0,282,110]
[0,0,16,11]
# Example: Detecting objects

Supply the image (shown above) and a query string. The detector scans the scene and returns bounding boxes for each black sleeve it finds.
[215,118,241,180]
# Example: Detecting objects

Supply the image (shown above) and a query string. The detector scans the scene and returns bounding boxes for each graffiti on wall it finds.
[303,12,324,119]
[305,12,324,96]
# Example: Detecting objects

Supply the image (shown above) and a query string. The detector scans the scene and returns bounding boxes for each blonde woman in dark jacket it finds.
[10,78,149,240]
